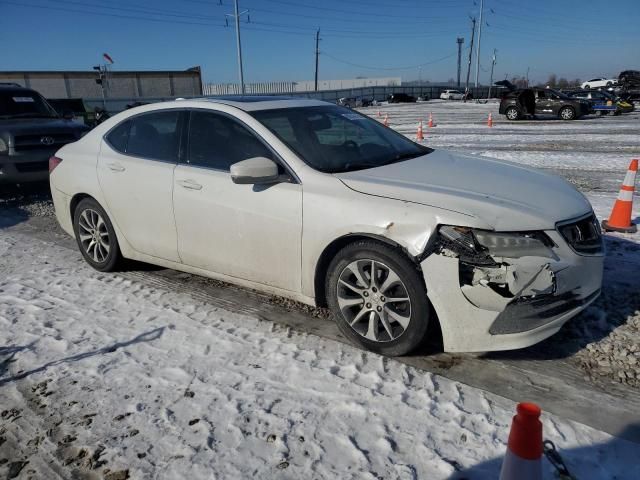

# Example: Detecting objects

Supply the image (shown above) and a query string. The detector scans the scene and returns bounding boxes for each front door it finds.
[534,90,554,115]
[97,109,185,262]
[172,110,302,292]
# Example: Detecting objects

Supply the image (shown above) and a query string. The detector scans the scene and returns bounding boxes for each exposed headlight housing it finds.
[439,225,555,260]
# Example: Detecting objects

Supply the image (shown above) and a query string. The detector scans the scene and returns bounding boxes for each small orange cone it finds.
[377,110,382,118]
[428,112,434,128]
[499,402,543,480]
[383,114,389,127]
[487,112,493,127]
[416,121,424,141]
[602,159,638,233]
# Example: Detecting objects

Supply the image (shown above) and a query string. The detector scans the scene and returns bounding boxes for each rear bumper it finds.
[421,232,604,353]
[0,150,56,184]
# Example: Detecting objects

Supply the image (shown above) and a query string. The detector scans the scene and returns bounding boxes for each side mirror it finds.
[230,157,280,185]
[62,109,74,120]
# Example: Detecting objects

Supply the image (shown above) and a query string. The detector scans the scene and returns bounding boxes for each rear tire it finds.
[325,240,430,356]
[73,198,121,272]
[505,106,521,120]
[559,106,576,120]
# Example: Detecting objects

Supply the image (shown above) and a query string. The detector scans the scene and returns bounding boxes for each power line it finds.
[321,50,462,71]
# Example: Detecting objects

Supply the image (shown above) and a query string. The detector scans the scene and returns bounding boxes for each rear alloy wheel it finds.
[326,241,430,356]
[73,198,121,271]
[505,106,521,120]
[559,106,576,120]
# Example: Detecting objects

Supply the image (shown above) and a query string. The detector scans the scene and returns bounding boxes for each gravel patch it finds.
[0,182,54,217]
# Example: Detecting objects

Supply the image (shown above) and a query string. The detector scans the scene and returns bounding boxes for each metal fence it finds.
[79,85,504,115]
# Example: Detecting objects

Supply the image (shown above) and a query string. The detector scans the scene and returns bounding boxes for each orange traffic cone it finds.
[499,403,543,480]
[377,110,382,118]
[416,121,424,141]
[428,112,434,128]
[383,114,389,127]
[602,159,638,233]
[487,112,493,127]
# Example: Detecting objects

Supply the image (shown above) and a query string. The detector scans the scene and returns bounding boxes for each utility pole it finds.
[465,17,476,98]
[475,0,484,87]
[525,67,530,87]
[226,0,249,94]
[456,37,464,88]
[314,28,320,91]
[487,49,497,100]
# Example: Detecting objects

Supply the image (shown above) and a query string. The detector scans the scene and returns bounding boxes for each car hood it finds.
[0,117,88,135]
[335,150,592,231]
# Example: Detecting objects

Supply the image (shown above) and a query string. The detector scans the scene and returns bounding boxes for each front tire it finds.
[505,106,521,120]
[559,106,576,120]
[584,84,590,89]
[73,198,121,272]
[325,240,430,356]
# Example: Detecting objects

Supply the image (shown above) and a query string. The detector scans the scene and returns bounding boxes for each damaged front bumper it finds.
[421,223,604,353]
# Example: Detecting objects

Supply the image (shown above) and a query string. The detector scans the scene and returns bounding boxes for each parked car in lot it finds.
[50,97,603,355]
[387,93,416,103]
[439,89,465,100]
[338,97,374,108]
[498,85,591,120]
[0,83,89,184]
[581,77,618,89]
[566,89,634,113]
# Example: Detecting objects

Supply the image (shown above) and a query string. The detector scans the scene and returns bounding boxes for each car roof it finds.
[0,83,36,93]
[181,95,330,112]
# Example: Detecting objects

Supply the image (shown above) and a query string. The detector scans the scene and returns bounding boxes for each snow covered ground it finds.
[2,100,639,479]
[1,230,639,480]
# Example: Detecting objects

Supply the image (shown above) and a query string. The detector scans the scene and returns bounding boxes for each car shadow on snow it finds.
[0,206,29,230]
[0,326,165,387]
[446,423,640,480]
[0,181,52,229]
[480,234,640,362]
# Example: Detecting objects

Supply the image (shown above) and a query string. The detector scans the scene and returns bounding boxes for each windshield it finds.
[252,105,431,173]
[0,90,59,119]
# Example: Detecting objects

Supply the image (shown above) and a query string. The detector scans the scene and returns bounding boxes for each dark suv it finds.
[0,84,89,184]
[498,85,591,121]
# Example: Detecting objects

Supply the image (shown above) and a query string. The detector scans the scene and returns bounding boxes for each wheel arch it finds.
[313,233,422,308]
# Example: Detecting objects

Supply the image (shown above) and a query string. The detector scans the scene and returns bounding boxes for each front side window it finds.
[252,106,431,173]
[126,111,181,162]
[187,110,275,171]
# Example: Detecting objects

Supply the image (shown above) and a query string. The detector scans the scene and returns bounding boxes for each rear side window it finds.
[127,111,181,162]
[187,110,275,171]
[106,120,130,153]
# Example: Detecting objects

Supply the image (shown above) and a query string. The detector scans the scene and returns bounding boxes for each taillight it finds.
[49,156,63,173]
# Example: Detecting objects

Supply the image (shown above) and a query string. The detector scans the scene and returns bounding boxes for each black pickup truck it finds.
[0,83,89,184]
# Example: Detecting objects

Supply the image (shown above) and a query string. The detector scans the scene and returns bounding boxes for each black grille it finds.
[15,161,49,173]
[13,133,77,151]
[557,214,604,255]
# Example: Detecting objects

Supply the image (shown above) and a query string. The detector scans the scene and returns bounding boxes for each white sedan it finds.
[50,97,603,355]
[581,78,618,89]
[439,89,465,100]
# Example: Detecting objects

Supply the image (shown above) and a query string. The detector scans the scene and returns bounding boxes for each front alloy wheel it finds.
[337,259,411,342]
[326,240,430,356]
[559,106,575,120]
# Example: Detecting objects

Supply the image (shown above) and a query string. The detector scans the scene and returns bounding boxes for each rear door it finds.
[534,90,554,115]
[98,109,185,261]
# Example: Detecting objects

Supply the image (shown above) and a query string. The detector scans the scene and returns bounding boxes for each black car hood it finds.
[0,117,89,135]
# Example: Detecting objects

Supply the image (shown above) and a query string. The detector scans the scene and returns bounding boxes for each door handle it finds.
[177,179,203,190]
[107,162,125,172]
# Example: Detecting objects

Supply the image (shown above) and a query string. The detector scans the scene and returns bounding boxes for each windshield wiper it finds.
[384,151,426,166]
